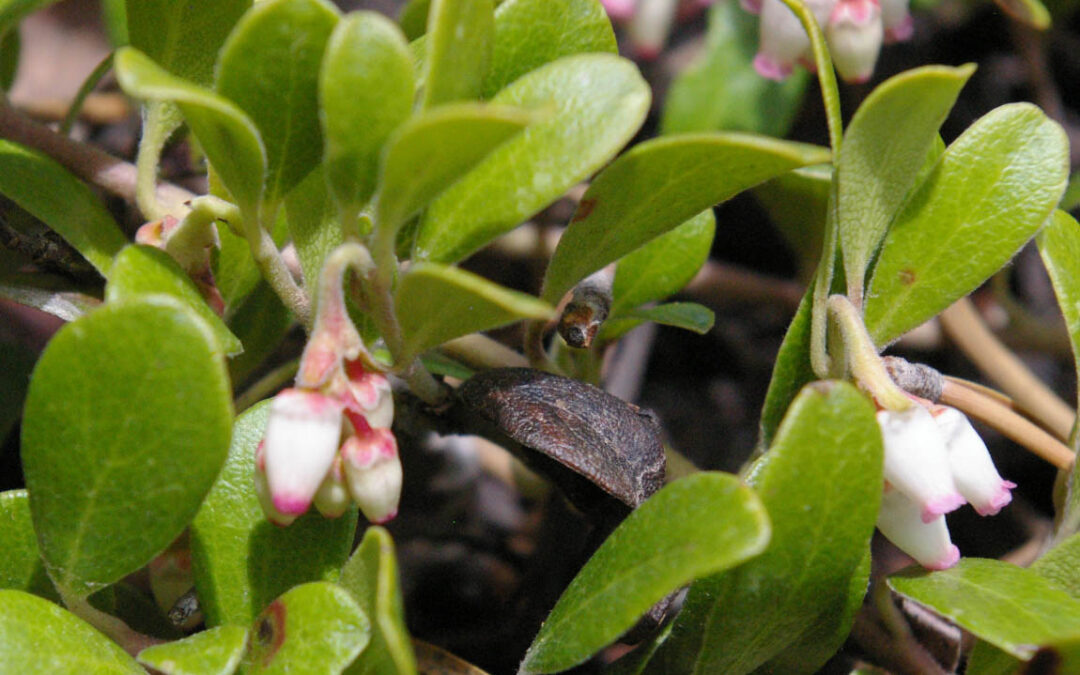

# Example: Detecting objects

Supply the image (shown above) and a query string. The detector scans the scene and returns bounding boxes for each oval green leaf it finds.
[625,302,715,334]
[395,262,554,361]
[216,0,339,206]
[190,402,358,627]
[758,291,814,448]
[340,527,418,675]
[420,0,493,108]
[320,11,414,215]
[115,47,267,215]
[0,589,145,674]
[0,490,57,601]
[0,139,127,276]
[993,0,1051,29]
[375,103,530,232]
[520,472,770,674]
[752,165,830,280]
[21,295,233,599]
[137,625,249,675]
[284,168,342,301]
[889,558,1080,659]
[414,53,650,264]
[126,0,250,86]
[1038,211,1080,414]
[542,133,830,304]
[107,245,243,356]
[246,582,370,674]
[864,103,1069,345]
[611,209,716,315]
[836,64,974,296]
[650,380,883,674]
[483,0,615,97]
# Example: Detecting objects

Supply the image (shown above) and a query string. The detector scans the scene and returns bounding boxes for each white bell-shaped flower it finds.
[342,429,403,524]
[754,0,837,80]
[877,486,960,570]
[261,389,343,518]
[878,406,966,522]
[826,0,883,84]
[933,406,1016,516]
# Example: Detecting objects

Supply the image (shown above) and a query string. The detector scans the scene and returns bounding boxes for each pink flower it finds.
[880,0,913,42]
[826,0,883,84]
[754,0,838,81]
[341,430,403,524]
[878,406,965,523]
[932,406,1016,516]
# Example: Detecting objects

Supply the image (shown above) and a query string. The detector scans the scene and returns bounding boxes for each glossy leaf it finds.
[521,472,770,674]
[114,47,266,214]
[542,134,830,304]
[226,284,293,386]
[415,53,649,264]
[1038,211,1080,415]
[320,11,414,215]
[965,642,1020,675]
[0,590,145,674]
[106,245,242,356]
[216,0,339,206]
[375,103,530,232]
[484,0,615,97]
[758,292,814,448]
[398,0,430,40]
[421,0,493,108]
[0,490,56,600]
[650,381,883,674]
[864,103,1068,345]
[602,302,716,341]
[126,0,250,85]
[836,65,973,296]
[22,296,233,598]
[993,0,1050,29]
[340,527,418,675]
[0,139,127,276]
[246,582,370,674]
[285,168,343,296]
[191,402,358,627]
[889,558,1080,659]
[661,0,806,137]
[752,165,830,280]
[395,263,554,360]
[137,625,248,675]
[1,27,18,90]
[611,209,715,314]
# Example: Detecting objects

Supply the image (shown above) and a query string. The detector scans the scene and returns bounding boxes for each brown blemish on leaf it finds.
[571,198,597,222]
[254,599,287,666]
[899,268,917,285]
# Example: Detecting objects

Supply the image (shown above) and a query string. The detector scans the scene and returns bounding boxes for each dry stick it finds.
[0,98,194,216]
[940,378,1074,470]
[939,297,1075,442]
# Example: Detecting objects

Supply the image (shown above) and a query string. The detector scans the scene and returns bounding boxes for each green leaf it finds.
[216,0,339,206]
[520,472,770,674]
[965,642,1021,675]
[1032,532,1080,600]
[993,0,1051,29]
[0,139,127,276]
[398,0,430,40]
[836,64,974,296]
[0,490,57,601]
[420,0,493,108]
[650,381,883,674]
[758,291,814,448]
[889,558,1080,659]
[375,103,530,232]
[226,282,294,386]
[395,262,554,360]
[0,280,98,322]
[126,0,250,86]
[320,11,414,215]
[115,47,267,215]
[415,53,649,264]
[611,209,715,315]
[0,27,18,90]
[137,625,248,675]
[340,527,418,675]
[191,402,358,627]
[864,103,1069,345]
[0,589,146,674]
[21,296,233,598]
[660,0,806,137]
[284,168,343,298]
[483,0,615,97]
[542,134,830,304]
[0,0,60,32]
[106,245,243,356]
[752,165,830,280]
[1038,211,1080,416]
[246,582,370,674]
[605,302,715,339]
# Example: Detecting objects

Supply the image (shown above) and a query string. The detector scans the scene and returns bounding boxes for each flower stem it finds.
[59,53,114,137]
[777,0,843,154]
[827,294,912,410]
[235,358,300,413]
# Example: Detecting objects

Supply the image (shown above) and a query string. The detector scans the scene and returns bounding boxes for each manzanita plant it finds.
[1,0,1079,673]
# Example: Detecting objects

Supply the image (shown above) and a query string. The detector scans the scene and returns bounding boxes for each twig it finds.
[939,297,1075,442]
[439,334,529,370]
[557,265,614,349]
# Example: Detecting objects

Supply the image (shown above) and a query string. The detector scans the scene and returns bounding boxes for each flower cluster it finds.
[254,244,402,527]
[747,0,912,84]
[876,400,1015,569]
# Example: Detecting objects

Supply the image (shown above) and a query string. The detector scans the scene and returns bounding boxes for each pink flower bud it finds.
[878,486,960,570]
[627,0,678,60]
[933,407,1015,517]
[261,389,343,518]
[343,360,394,431]
[754,0,811,80]
[826,0,883,84]
[255,442,299,527]
[601,0,636,21]
[878,407,965,522]
[341,429,403,524]
[313,454,351,518]
[880,0,912,42]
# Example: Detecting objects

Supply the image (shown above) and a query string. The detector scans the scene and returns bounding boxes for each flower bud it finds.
[254,442,299,527]
[313,453,351,518]
[754,0,810,80]
[878,407,965,522]
[342,429,403,524]
[627,0,678,60]
[878,486,960,570]
[343,360,394,431]
[825,0,883,84]
[933,407,1015,516]
[262,389,343,518]
[601,0,636,20]
[880,0,912,42]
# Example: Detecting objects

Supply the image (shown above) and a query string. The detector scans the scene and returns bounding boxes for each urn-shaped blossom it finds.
[826,0,883,84]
